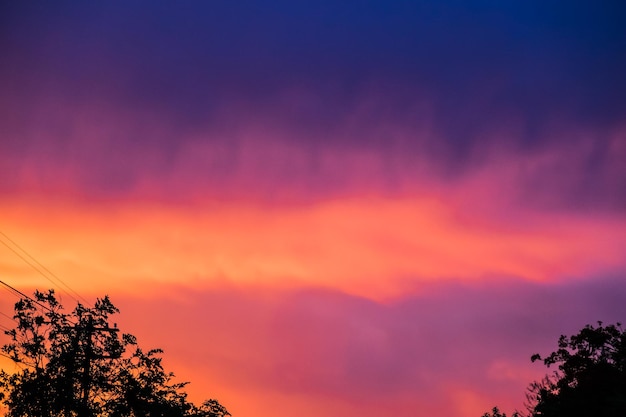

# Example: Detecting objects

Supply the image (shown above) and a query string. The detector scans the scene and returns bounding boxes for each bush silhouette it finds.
[483,322,626,417]
[0,290,229,417]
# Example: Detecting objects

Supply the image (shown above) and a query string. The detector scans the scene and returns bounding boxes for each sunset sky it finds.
[1,1,626,416]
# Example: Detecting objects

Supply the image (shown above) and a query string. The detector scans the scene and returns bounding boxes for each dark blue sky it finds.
[3,0,625,129]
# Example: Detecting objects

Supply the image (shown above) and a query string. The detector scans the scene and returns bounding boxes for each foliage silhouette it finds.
[481,407,520,417]
[482,322,626,417]
[0,290,229,417]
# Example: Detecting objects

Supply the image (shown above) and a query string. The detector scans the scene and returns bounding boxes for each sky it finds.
[1,1,626,416]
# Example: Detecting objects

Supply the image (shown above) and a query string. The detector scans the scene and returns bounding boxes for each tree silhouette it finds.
[482,322,626,417]
[0,290,229,417]
[481,407,520,417]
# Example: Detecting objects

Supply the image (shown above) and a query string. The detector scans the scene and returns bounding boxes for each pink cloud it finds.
[108,276,626,417]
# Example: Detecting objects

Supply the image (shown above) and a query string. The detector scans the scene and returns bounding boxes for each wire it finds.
[0,231,90,306]
[0,352,27,370]
[0,311,15,322]
[0,280,54,314]
[0,279,28,303]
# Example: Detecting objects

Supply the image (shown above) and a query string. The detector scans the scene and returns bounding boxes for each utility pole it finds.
[80,316,93,417]
[74,315,119,417]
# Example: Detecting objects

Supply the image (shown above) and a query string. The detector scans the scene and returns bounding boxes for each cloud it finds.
[1,3,624,416]
[111,275,626,417]
[2,193,624,301]
[2,0,625,212]
[1,91,625,214]
[2,1,625,185]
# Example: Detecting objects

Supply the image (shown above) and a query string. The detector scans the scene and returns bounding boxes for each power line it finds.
[0,231,90,306]
[0,239,81,305]
[0,281,84,349]
[0,352,15,362]
[0,311,16,322]
[0,350,28,372]
[0,280,29,303]
[0,279,54,314]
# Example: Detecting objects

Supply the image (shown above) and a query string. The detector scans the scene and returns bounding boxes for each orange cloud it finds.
[1,192,624,301]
